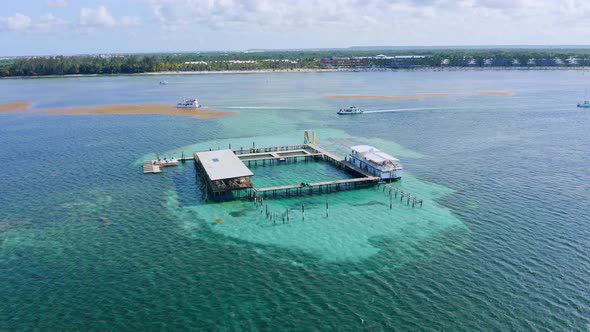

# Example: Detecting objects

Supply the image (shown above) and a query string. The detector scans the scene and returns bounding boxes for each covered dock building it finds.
[194,149,254,201]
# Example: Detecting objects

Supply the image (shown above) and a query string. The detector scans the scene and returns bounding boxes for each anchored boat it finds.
[337,106,363,115]
[154,157,178,166]
[577,89,590,108]
[176,98,201,109]
[348,145,403,180]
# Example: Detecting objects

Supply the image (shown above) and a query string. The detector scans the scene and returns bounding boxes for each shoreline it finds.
[2,66,590,79]
[0,68,340,80]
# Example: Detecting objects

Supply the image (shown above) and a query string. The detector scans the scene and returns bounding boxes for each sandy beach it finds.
[0,102,234,119]
[0,68,341,80]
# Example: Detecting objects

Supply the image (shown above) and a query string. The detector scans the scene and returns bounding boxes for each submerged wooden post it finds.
[326,201,329,218]
[302,204,305,221]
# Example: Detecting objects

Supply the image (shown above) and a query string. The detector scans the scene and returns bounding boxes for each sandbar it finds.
[0,102,31,113]
[324,92,513,100]
[0,102,234,119]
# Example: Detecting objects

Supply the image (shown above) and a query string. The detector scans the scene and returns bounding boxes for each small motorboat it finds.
[577,100,590,108]
[337,106,363,115]
[176,98,201,108]
[154,157,178,166]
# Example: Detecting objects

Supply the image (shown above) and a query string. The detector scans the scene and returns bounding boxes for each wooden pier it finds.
[143,143,394,201]
[379,183,423,208]
[235,148,322,165]
[143,161,162,174]
[253,176,380,199]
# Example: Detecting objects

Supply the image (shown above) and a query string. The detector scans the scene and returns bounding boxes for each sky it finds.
[1,0,590,56]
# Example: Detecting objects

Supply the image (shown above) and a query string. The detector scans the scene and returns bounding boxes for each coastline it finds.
[0,101,234,119]
[2,66,590,80]
[0,68,340,80]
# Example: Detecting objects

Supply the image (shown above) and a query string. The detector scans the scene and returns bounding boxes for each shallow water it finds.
[1,70,590,330]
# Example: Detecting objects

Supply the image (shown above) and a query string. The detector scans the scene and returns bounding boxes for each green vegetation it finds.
[2,48,590,77]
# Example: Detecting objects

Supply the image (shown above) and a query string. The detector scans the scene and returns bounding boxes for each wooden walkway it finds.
[378,183,424,208]
[143,161,162,174]
[236,149,321,162]
[253,176,381,198]
[232,144,310,155]
[307,144,344,162]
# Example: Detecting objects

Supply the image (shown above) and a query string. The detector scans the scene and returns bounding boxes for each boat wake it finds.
[363,107,451,114]
[224,106,291,109]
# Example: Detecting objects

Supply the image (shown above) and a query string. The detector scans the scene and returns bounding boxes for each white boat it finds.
[153,157,178,166]
[337,106,363,115]
[176,98,201,109]
[578,88,590,108]
[159,80,168,85]
[348,145,403,180]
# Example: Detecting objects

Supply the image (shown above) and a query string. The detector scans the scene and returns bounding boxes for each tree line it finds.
[2,49,590,77]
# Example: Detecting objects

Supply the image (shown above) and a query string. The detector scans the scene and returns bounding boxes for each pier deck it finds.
[143,161,162,174]
[307,144,344,162]
[144,143,390,201]
[254,176,381,193]
[236,149,321,162]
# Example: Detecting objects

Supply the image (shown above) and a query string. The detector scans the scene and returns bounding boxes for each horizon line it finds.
[4,44,590,58]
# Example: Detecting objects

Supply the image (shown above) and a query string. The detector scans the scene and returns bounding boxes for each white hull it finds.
[338,106,363,115]
[176,98,200,109]
[154,158,178,166]
[176,105,199,109]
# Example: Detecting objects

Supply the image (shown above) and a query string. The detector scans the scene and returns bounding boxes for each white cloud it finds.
[46,0,68,7]
[150,0,389,30]
[121,16,141,27]
[145,0,590,47]
[79,7,142,29]
[0,13,32,31]
[35,13,69,30]
[80,6,117,27]
[147,0,590,31]
[0,12,70,33]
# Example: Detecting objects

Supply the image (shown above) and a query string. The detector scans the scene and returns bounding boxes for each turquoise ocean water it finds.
[1,71,589,330]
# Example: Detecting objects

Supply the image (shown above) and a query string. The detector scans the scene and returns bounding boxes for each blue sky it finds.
[1,0,590,56]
